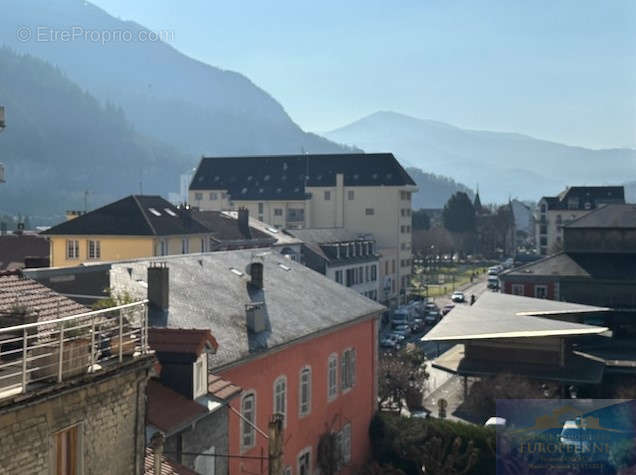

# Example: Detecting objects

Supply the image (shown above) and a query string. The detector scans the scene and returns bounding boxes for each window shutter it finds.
[351,349,356,387]
[340,356,346,389]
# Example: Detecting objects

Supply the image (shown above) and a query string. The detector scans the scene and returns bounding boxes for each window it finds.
[540,225,547,235]
[201,238,206,252]
[365,266,369,282]
[159,239,168,256]
[194,192,203,201]
[540,203,547,213]
[324,191,331,200]
[287,208,305,223]
[342,424,352,464]
[341,348,356,390]
[299,367,311,417]
[370,265,377,281]
[258,203,264,214]
[53,424,80,475]
[181,238,189,254]
[540,237,547,246]
[283,467,292,475]
[274,208,283,216]
[66,240,79,259]
[335,270,343,284]
[385,261,388,274]
[511,284,524,296]
[556,214,562,225]
[241,392,256,450]
[345,269,354,287]
[298,449,311,475]
[347,190,354,200]
[193,354,207,399]
[365,208,374,215]
[274,376,287,425]
[535,285,548,299]
[328,354,338,401]
[87,240,100,259]
[391,260,396,273]
[209,192,218,200]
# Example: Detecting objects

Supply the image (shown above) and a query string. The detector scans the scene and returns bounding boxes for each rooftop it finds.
[422,293,608,342]
[189,153,416,199]
[108,251,384,369]
[219,211,302,246]
[503,252,636,280]
[191,210,272,242]
[0,271,87,323]
[148,328,218,357]
[0,234,49,270]
[146,379,208,435]
[564,204,636,229]
[540,186,625,211]
[41,195,209,237]
[286,227,371,244]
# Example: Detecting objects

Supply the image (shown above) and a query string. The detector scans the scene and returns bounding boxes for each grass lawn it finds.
[410,265,487,299]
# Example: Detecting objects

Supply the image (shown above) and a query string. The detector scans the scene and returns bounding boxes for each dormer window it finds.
[193,354,208,399]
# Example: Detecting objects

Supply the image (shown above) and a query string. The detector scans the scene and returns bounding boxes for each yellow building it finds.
[42,195,213,267]
[189,153,417,305]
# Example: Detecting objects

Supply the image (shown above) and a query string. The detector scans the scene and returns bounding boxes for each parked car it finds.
[487,276,500,290]
[484,417,507,430]
[487,266,499,276]
[380,334,401,349]
[451,291,465,303]
[410,318,425,332]
[502,258,514,269]
[425,310,440,324]
[441,304,455,316]
[424,302,439,313]
[393,324,411,337]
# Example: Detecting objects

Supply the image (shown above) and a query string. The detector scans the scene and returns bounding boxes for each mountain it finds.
[0,47,188,221]
[0,0,353,157]
[325,111,636,203]
[405,168,473,209]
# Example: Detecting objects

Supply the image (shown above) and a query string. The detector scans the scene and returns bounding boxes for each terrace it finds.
[0,300,150,401]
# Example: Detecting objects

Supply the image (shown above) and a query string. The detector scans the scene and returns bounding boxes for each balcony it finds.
[0,300,150,400]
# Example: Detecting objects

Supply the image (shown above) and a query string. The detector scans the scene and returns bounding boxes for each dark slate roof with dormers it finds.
[41,195,210,237]
[540,186,625,211]
[189,153,416,200]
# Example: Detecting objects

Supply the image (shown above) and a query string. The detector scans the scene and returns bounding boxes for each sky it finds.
[90,0,636,150]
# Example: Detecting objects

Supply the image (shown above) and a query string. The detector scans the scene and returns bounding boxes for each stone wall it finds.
[165,407,229,475]
[0,359,152,475]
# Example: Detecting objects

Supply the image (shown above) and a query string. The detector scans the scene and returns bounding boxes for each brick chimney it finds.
[238,207,251,239]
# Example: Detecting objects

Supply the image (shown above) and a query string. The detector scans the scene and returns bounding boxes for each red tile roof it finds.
[144,448,199,475]
[0,271,87,324]
[148,328,218,356]
[146,380,208,435]
[208,374,241,401]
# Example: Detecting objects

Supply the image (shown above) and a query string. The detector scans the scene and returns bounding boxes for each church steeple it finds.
[473,185,482,213]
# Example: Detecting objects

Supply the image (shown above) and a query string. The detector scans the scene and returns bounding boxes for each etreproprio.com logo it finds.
[16,25,174,44]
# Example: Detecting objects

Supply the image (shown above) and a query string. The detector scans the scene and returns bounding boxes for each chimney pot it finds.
[148,265,169,311]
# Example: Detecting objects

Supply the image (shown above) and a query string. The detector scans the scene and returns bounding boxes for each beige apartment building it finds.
[535,186,625,255]
[189,153,417,305]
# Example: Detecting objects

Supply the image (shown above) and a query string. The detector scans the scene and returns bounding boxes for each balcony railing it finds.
[0,300,149,400]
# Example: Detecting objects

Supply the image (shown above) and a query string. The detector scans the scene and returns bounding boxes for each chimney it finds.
[238,207,251,239]
[65,210,84,221]
[147,264,169,312]
[248,262,264,289]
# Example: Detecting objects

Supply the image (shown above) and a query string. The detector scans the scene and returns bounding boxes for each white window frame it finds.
[283,466,292,475]
[194,192,203,201]
[209,192,218,200]
[159,239,168,256]
[66,240,79,260]
[181,238,189,254]
[347,190,354,200]
[297,447,312,475]
[273,375,287,427]
[324,190,331,200]
[87,240,100,260]
[240,391,256,451]
[298,366,312,417]
[342,423,352,464]
[341,348,356,392]
[327,353,338,401]
[193,354,207,399]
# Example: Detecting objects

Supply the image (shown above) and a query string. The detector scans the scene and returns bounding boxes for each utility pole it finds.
[268,414,284,475]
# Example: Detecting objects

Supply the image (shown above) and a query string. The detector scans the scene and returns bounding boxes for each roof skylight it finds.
[148,208,162,216]
[164,208,177,217]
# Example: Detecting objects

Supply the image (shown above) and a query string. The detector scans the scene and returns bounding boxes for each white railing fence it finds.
[0,300,149,400]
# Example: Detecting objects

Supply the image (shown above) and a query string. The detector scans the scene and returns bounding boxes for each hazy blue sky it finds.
[91,0,635,149]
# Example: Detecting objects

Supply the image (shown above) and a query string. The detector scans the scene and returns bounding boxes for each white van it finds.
[487,275,499,290]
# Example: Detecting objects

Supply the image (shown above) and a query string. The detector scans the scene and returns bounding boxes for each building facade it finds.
[188,153,416,305]
[288,228,380,301]
[535,186,625,255]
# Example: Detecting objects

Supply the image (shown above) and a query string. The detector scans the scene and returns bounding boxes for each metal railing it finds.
[0,300,149,400]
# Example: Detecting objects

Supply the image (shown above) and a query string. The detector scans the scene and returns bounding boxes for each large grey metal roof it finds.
[109,251,384,369]
[422,293,608,342]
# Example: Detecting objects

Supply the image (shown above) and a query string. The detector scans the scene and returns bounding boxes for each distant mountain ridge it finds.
[326,111,636,203]
[0,0,354,158]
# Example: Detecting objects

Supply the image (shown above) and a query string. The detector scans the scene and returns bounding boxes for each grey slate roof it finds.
[189,153,416,200]
[565,204,636,229]
[109,251,384,369]
[422,293,608,341]
[218,211,302,247]
[502,252,636,280]
[540,186,625,211]
[42,195,209,236]
[287,228,367,244]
